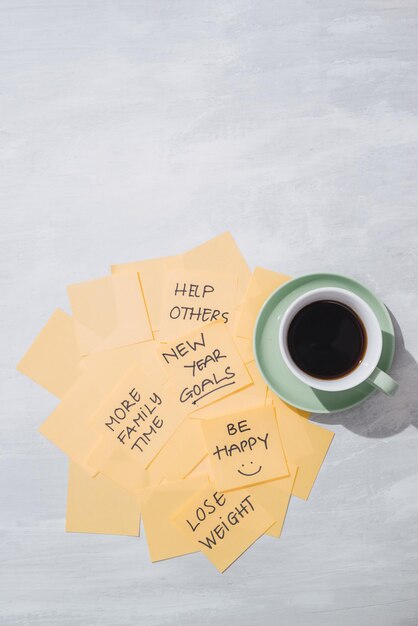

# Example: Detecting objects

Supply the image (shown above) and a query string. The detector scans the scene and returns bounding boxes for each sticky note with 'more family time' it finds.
[201,406,289,491]
[88,364,188,469]
[171,483,274,572]
[158,321,253,411]
[157,269,238,341]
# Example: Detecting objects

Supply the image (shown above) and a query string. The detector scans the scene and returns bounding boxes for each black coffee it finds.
[287,300,366,380]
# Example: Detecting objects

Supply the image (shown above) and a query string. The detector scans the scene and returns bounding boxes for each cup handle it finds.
[366,367,398,396]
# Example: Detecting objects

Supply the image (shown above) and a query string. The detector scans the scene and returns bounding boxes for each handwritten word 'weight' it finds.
[186,491,256,549]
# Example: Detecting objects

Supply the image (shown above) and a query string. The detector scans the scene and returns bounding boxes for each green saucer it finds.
[253,273,395,414]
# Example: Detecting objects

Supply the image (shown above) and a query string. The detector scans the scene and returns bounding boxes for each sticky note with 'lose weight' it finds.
[171,483,274,572]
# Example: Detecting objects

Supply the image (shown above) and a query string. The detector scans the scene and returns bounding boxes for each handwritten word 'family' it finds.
[104,387,163,454]
[169,282,229,323]
[186,491,256,549]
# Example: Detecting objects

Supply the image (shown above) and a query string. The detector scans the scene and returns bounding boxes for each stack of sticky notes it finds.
[17,232,334,573]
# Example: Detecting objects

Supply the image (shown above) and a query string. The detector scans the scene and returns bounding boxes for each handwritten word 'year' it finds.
[183,348,226,377]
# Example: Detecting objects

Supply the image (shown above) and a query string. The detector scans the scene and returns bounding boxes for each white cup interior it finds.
[278,287,382,392]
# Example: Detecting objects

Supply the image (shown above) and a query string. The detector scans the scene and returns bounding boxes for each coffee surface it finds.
[287,300,366,380]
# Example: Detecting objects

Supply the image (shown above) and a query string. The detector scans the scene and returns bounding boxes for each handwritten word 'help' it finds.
[174,283,215,298]
[186,491,256,549]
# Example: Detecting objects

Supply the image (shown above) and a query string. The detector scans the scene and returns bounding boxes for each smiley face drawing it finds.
[237,461,262,477]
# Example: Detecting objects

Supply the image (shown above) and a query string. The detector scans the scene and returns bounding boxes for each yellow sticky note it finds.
[158,322,253,412]
[66,462,141,536]
[81,340,168,383]
[89,365,188,469]
[182,232,251,308]
[249,465,298,538]
[185,455,213,480]
[235,266,291,339]
[201,406,289,490]
[171,483,274,572]
[85,414,207,495]
[158,269,238,341]
[266,387,310,418]
[147,416,207,484]
[141,476,209,562]
[90,444,153,493]
[40,343,163,474]
[191,360,267,420]
[67,273,152,355]
[112,255,182,332]
[272,395,334,500]
[233,336,254,364]
[17,309,82,398]
[111,233,250,332]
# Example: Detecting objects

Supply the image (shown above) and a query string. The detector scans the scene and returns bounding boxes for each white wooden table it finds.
[1,1,418,624]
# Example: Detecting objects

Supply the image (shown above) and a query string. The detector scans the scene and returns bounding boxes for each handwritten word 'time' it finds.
[104,387,164,454]
[185,491,256,549]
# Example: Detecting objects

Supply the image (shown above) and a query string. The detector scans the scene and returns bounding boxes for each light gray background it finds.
[1,1,418,625]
